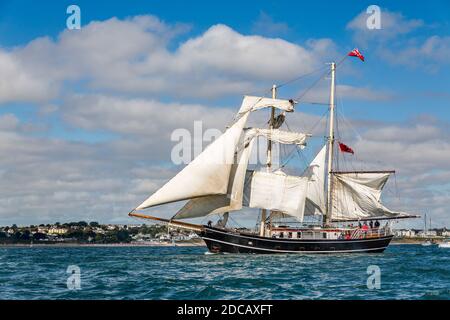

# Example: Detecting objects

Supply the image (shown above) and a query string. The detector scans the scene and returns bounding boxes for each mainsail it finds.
[330,172,408,220]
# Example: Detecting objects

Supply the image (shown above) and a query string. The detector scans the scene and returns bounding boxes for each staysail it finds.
[303,146,327,216]
[330,172,409,220]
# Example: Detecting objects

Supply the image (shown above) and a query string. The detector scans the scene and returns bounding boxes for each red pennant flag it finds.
[348,48,365,62]
[339,142,354,154]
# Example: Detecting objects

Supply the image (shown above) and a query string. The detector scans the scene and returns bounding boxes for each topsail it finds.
[238,95,295,115]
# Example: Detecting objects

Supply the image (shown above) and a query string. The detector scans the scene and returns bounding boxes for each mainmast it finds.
[259,84,277,236]
[325,62,336,226]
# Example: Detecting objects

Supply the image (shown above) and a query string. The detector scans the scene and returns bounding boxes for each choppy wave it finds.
[0,245,448,300]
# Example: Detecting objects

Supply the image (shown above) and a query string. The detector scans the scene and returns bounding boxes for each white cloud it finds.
[62,93,236,138]
[378,36,450,69]
[0,15,337,103]
[347,9,423,45]
[0,51,57,103]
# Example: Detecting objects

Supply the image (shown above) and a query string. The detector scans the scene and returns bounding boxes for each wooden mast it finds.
[259,84,277,236]
[325,62,336,226]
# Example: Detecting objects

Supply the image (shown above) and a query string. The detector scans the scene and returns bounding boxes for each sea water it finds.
[0,244,448,299]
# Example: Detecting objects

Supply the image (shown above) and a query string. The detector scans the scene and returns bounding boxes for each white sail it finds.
[173,138,255,219]
[331,172,409,220]
[244,128,309,147]
[135,112,250,210]
[172,128,311,219]
[238,96,295,115]
[303,146,327,216]
[243,170,309,221]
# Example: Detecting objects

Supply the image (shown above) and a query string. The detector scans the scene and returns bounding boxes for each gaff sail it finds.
[330,172,410,221]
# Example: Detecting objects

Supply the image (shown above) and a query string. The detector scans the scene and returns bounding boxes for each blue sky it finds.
[0,0,449,227]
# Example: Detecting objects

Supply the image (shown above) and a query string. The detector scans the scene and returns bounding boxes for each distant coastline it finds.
[391,238,445,244]
[0,239,206,248]
[0,221,202,246]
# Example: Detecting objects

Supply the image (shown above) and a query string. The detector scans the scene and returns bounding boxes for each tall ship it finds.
[129,52,418,254]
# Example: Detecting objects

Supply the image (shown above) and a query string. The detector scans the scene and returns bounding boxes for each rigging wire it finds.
[293,68,330,102]
[276,65,329,89]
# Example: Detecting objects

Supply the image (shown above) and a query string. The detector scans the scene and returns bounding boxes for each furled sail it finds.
[135,112,250,210]
[243,128,309,147]
[331,172,409,220]
[238,96,295,115]
[173,138,256,219]
[303,146,327,216]
[243,170,309,221]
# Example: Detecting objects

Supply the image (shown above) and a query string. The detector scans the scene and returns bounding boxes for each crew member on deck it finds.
[362,222,369,237]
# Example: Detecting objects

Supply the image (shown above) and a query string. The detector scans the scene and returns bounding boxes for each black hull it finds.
[200,227,393,254]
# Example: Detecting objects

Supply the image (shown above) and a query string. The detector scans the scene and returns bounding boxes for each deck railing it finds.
[350,227,391,239]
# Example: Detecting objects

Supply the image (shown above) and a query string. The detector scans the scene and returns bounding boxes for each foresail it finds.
[303,146,327,216]
[243,170,309,221]
[331,172,409,220]
[135,112,250,210]
[238,96,295,115]
[172,128,310,219]
[173,138,256,219]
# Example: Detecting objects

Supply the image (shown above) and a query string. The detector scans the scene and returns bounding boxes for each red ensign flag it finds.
[339,142,354,154]
[348,48,365,62]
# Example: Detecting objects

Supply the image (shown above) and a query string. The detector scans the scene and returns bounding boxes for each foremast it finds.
[260,84,277,236]
[325,62,336,227]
